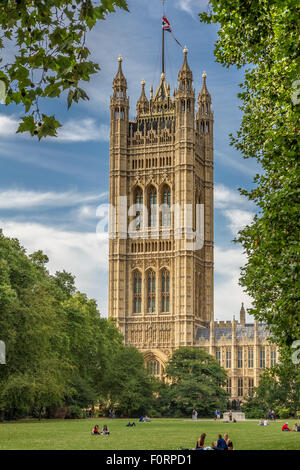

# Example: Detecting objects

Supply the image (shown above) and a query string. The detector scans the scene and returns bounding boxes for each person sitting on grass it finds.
[212,434,228,450]
[259,419,264,426]
[144,416,151,422]
[224,433,233,450]
[92,424,100,435]
[292,423,299,432]
[195,433,206,450]
[264,419,269,426]
[282,422,291,431]
[101,424,110,435]
[139,417,144,422]
[126,422,136,427]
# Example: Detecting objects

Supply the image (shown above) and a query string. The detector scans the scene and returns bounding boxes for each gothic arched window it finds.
[135,187,143,230]
[161,269,170,313]
[133,270,142,314]
[147,269,156,313]
[146,359,161,376]
[162,185,171,227]
[148,186,157,228]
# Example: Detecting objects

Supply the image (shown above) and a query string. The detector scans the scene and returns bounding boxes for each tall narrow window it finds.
[248,348,254,368]
[148,186,157,227]
[271,349,277,366]
[133,271,142,313]
[147,269,156,313]
[162,185,171,227]
[238,349,243,368]
[248,378,254,395]
[260,348,265,369]
[135,187,143,230]
[215,349,221,365]
[161,269,170,313]
[226,350,231,369]
[238,378,243,397]
[226,378,232,395]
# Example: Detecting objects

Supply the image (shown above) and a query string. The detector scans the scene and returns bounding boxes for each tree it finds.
[0,0,128,139]
[0,229,125,419]
[200,1,300,349]
[242,355,300,418]
[162,347,228,417]
[102,346,156,417]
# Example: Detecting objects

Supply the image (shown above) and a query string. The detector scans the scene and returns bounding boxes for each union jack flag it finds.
[162,16,182,47]
[162,16,172,32]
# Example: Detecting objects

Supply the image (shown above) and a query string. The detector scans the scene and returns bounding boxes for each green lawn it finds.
[0,418,299,450]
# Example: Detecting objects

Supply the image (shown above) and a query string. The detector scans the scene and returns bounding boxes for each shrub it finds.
[244,409,265,419]
[278,409,291,420]
[65,405,85,419]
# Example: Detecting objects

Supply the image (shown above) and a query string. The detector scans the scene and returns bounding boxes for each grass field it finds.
[0,418,299,450]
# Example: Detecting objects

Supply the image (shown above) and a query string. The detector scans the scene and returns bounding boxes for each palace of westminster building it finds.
[108,49,278,401]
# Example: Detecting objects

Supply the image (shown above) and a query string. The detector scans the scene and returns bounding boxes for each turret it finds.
[110,56,129,126]
[136,79,149,115]
[175,47,195,120]
[240,302,246,326]
[196,71,213,138]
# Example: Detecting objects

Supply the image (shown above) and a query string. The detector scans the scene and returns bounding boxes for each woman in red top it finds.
[282,423,291,431]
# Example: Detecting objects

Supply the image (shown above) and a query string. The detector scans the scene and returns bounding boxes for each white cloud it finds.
[0,189,107,210]
[55,119,110,142]
[0,220,109,315]
[214,183,247,209]
[214,183,255,235]
[0,114,18,136]
[0,114,109,143]
[224,208,254,236]
[175,0,208,17]
[214,245,253,321]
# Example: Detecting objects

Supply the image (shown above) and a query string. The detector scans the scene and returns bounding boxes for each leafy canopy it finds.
[200,0,300,349]
[0,0,128,139]
[161,347,228,417]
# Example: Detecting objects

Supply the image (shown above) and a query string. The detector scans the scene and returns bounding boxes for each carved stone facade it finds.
[108,52,275,400]
[195,304,278,400]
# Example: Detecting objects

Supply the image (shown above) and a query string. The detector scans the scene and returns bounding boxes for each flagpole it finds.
[162,0,165,75]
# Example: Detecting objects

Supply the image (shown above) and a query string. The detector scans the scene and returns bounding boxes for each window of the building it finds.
[146,360,160,376]
[161,269,170,313]
[238,349,243,368]
[248,378,254,395]
[147,269,156,313]
[226,350,231,369]
[162,185,171,227]
[248,348,254,368]
[238,378,243,397]
[260,348,265,369]
[133,271,142,313]
[271,349,277,366]
[148,186,157,227]
[215,349,221,365]
[226,377,232,395]
[135,187,143,230]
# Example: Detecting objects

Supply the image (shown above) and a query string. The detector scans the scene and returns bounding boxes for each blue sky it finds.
[0,0,259,321]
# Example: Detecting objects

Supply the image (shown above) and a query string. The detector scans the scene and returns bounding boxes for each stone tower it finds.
[108,50,214,375]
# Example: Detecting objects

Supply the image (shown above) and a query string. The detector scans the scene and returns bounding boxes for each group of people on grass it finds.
[195,433,233,451]
[282,422,300,432]
[91,424,110,435]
